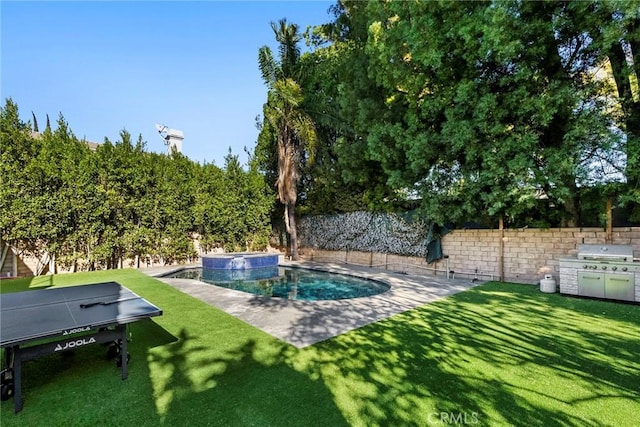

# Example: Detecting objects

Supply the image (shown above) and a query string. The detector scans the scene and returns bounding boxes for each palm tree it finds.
[258,19,317,260]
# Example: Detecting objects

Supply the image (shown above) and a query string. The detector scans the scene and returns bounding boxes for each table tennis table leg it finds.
[119,325,128,380]
[1,348,19,411]
[13,348,23,413]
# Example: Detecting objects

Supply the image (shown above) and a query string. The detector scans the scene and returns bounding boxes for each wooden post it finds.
[499,216,505,282]
[606,197,613,244]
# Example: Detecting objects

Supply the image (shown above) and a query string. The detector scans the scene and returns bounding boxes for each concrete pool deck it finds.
[144,261,482,348]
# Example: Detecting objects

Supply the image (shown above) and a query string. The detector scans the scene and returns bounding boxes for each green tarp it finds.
[426,223,450,264]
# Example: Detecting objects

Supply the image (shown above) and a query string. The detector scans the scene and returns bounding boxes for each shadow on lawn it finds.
[2,316,348,426]
[1,271,348,425]
[288,283,640,426]
[147,328,348,426]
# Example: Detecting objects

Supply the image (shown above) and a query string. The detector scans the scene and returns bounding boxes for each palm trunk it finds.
[287,201,299,260]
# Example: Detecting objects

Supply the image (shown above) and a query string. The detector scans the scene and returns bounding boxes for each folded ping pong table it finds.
[0,282,162,413]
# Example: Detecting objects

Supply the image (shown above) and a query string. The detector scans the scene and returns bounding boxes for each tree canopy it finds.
[4,0,638,277]
[294,0,638,227]
[1,98,274,272]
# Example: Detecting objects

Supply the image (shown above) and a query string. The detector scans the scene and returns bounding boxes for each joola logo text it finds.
[63,327,91,335]
[54,337,96,351]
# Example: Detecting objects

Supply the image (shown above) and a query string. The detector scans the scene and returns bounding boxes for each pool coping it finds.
[145,260,482,348]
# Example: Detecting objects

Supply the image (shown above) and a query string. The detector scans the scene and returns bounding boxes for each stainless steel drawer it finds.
[578,272,605,298]
[604,274,635,302]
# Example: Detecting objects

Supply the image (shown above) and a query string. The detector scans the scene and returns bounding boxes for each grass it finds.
[1,269,639,426]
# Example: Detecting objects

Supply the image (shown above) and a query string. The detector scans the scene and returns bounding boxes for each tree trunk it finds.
[600,11,640,219]
[607,39,640,190]
[563,179,580,227]
[524,2,580,226]
[287,201,299,260]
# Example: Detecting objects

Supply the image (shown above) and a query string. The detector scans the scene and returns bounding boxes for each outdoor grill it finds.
[577,244,634,262]
[559,244,639,303]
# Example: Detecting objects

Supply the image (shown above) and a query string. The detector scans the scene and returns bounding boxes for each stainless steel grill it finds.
[577,244,634,261]
[564,244,638,302]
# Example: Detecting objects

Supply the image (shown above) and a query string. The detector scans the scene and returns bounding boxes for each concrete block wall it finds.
[0,245,37,278]
[7,236,203,277]
[440,227,639,283]
[16,255,38,277]
[303,248,437,275]
[301,227,640,284]
[7,252,52,277]
[1,251,16,277]
[7,225,638,283]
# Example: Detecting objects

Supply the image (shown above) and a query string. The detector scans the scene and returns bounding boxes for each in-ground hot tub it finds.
[202,252,280,270]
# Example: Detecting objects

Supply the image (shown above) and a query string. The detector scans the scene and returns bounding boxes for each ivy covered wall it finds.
[297,211,432,257]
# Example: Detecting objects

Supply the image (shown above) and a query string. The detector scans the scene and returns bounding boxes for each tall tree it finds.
[3,98,274,272]
[258,19,317,259]
[315,0,629,227]
[299,2,400,214]
[0,99,39,251]
[587,0,640,218]
[31,111,39,132]
[26,113,89,273]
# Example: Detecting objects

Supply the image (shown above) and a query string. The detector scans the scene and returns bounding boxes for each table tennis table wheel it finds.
[116,353,131,367]
[106,343,119,360]
[0,371,13,401]
[0,382,13,401]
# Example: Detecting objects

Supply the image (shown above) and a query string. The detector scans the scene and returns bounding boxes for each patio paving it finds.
[145,261,481,348]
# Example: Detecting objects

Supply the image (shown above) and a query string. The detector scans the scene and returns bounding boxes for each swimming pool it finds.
[164,267,390,301]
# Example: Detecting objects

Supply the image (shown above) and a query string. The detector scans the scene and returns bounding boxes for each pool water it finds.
[164,267,390,301]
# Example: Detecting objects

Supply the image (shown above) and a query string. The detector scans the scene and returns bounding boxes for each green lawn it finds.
[1,269,638,426]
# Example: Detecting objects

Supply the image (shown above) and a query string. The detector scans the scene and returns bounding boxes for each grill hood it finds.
[577,244,633,261]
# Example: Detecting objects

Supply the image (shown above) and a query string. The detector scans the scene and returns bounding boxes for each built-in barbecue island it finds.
[559,244,640,303]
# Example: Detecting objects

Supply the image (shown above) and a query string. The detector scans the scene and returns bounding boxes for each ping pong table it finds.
[0,282,162,413]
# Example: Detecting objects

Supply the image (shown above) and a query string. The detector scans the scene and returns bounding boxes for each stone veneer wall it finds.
[300,227,640,284]
[558,263,579,295]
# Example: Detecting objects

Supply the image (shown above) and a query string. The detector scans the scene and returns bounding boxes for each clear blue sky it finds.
[1,1,335,166]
